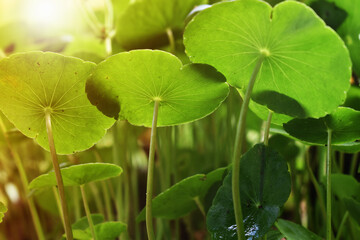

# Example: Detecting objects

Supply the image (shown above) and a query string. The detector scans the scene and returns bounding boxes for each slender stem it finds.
[335,211,349,240]
[80,185,97,240]
[232,55,265,240]
[305,148,327,222]
[166,28,176,54]
[53,186,65,228]
[0,117,46,240]
[193,196,206,217]
[263,111,273,146]
[146,101,160,240]
[326,129,332,240]
[350,152,358,176]
[45,112,73,240]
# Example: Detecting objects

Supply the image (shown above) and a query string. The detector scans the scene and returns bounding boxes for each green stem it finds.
[53,186,65,228]
[80,185,97,240]
[263,111,272,146]
[232,55,265,240]
[326,129,332,240]
[350,152,358,176]
[146,100,160,240]
[305,148,327,222]
[193,196,206,217]
[0,117,46,240]
[45,112,73,240]
[166,28,176,54]
[335,211,349,240]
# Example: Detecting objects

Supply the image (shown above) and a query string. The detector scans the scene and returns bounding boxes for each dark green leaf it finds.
[284,107,360,144]
[207,144,291,239]
[276,219,322,240]
[344,197,360,225]
[137,167,226,221]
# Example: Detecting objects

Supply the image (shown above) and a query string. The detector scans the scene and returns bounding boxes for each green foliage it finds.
[137,167,226,221]
[207,144,291,239]
[116,0,206,49]
[284,107,360,144]
[276,219,322,240]
[0,52,115,154]
[184,0,351,118]
[86,50,229,127]
[0,202,7,223]
[29,163,122,188]
[326,0,360,76]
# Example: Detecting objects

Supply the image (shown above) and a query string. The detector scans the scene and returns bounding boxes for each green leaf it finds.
[93,221,127,240]
[284,107,360,144]
[0,52,115,154]
[29,163,122,188]
[343,197,360,225]
[86,50,229,127]
[137,167,226,221]
[184,0,351,118]
[267,230,285,240]
[116,0,206,49]
[332,141,360,153]
[276,219,322,240]
[332,174,360,200]
[343,86,360,111]
[72,214,105,230]
[326,0,360,76]
[207,144,291,239]
[0,201,7,223]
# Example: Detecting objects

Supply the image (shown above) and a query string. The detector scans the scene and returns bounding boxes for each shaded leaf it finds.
[116,0,206,49]
[29,163,122,188]
[72,214,105,230]
[276,219,322,240]
[137,167,226,221]
[207,144,291,239]
[284,107,360,144]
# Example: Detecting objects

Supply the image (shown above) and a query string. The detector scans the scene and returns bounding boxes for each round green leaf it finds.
[71,222,127,240]
[29,163,122,188]
[0,52,115,154]
[86,50,229,127]
[184,0,351,118]
[326,0,360,76]
[137,167,226,221]
[116,0,206,49]
[276,219,322,240]
[0,201,7,223]
[284,107,360,144]
[207,144,291,239]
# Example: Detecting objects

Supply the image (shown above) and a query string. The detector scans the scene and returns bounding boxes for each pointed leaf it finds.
[332,174,360,200]
[284,107,360,144]
[184,0,351,118]
[343,197,360,226]
[29,163,122,188]
[137,167,226,221]
[207,144,291,239]
[116,0,206,49]
[0,52,115,154]
[276,219,322,240]
[86,50,229,127]
[93,221,127,240]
